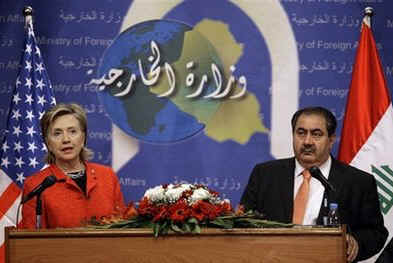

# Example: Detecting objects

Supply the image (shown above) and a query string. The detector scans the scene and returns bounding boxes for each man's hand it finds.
[346,234,359,262]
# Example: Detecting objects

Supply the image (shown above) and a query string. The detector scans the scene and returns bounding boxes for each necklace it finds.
[67,169,85,179]
[58,162,85,177]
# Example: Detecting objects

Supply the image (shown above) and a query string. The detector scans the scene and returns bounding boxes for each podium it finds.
[5,226,346,263]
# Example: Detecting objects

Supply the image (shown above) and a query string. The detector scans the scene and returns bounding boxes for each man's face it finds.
[293,113,335,168]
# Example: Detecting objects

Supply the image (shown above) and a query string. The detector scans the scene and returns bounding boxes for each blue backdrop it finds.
[1,0,392,208]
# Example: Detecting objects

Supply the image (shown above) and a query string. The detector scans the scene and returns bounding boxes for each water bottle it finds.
[327,203,340,227]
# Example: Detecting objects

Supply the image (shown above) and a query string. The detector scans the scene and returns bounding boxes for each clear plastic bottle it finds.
[327,203,340,227]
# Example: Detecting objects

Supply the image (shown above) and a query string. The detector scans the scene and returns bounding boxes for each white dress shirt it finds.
[294,157,332,225]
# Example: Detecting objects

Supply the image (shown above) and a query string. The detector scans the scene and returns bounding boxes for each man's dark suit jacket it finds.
[376,237,393,263]
[240,157,388,262]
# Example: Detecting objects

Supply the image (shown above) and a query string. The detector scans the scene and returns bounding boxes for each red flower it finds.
[209,190,219,198]
[169,200,191,223]
[235,204,245,216]
[181,189,193,199]
[138,197,159,217]
[203,201,220,220]
[152,205,169,222]
[191,202,206,222]
[123,202,139,219]
[218,202,233,215]
[191,200,220,221]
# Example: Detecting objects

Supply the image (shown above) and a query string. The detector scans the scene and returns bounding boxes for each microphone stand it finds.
[321,187,337,227]
[322,191,329,226]
[36,193,42,229]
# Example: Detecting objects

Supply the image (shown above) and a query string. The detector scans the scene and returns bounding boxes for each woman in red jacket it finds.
[22,103,125,228]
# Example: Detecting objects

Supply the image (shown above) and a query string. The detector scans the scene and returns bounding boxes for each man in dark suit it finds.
[376,237,393,262]
[241,106,388,262]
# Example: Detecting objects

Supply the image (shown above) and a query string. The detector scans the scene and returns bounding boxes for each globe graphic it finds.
[97,19,223,143]
[97,3,273,206]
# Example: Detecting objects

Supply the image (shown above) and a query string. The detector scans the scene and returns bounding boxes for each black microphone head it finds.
[308,166,335,192]
[42,175,57,187]
[21,175,57,204]
[309,166,319,174]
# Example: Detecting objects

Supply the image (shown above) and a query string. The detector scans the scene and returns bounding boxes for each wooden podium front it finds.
[5,226,346,263]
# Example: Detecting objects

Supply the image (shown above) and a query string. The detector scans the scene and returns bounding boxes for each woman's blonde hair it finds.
[41,103,93,164]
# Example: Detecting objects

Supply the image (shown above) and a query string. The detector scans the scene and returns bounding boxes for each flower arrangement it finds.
[89,184,292,237]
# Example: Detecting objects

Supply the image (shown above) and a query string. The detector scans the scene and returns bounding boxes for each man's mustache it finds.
[301,146,315,153]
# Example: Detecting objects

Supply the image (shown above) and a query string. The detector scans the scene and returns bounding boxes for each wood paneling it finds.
[5,226,346,263]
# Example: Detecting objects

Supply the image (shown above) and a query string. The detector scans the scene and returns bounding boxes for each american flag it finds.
[0,16,56,261]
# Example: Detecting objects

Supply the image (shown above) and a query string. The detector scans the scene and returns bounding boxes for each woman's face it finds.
[46,114,85,166]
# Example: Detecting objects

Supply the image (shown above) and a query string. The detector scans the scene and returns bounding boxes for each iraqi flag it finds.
[338,8,393,263]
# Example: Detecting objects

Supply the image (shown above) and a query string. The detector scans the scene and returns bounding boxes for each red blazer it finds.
[21,162,125,229]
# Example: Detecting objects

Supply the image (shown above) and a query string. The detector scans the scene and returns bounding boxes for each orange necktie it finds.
[292,169,312,224]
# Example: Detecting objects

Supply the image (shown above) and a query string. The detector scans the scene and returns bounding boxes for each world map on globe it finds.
[97,19,268,144]
[97,19,225,143]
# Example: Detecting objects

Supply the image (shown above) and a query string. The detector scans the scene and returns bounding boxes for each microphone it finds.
[309,166,335,192]
[22,175,57,204]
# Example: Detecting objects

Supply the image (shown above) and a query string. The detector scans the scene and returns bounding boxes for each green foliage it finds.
[89,211,293,237]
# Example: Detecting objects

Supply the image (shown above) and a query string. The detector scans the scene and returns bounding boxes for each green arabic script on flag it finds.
[372,165,393,215]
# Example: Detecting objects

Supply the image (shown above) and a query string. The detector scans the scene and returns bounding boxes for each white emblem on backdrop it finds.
[112,0,299,172]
